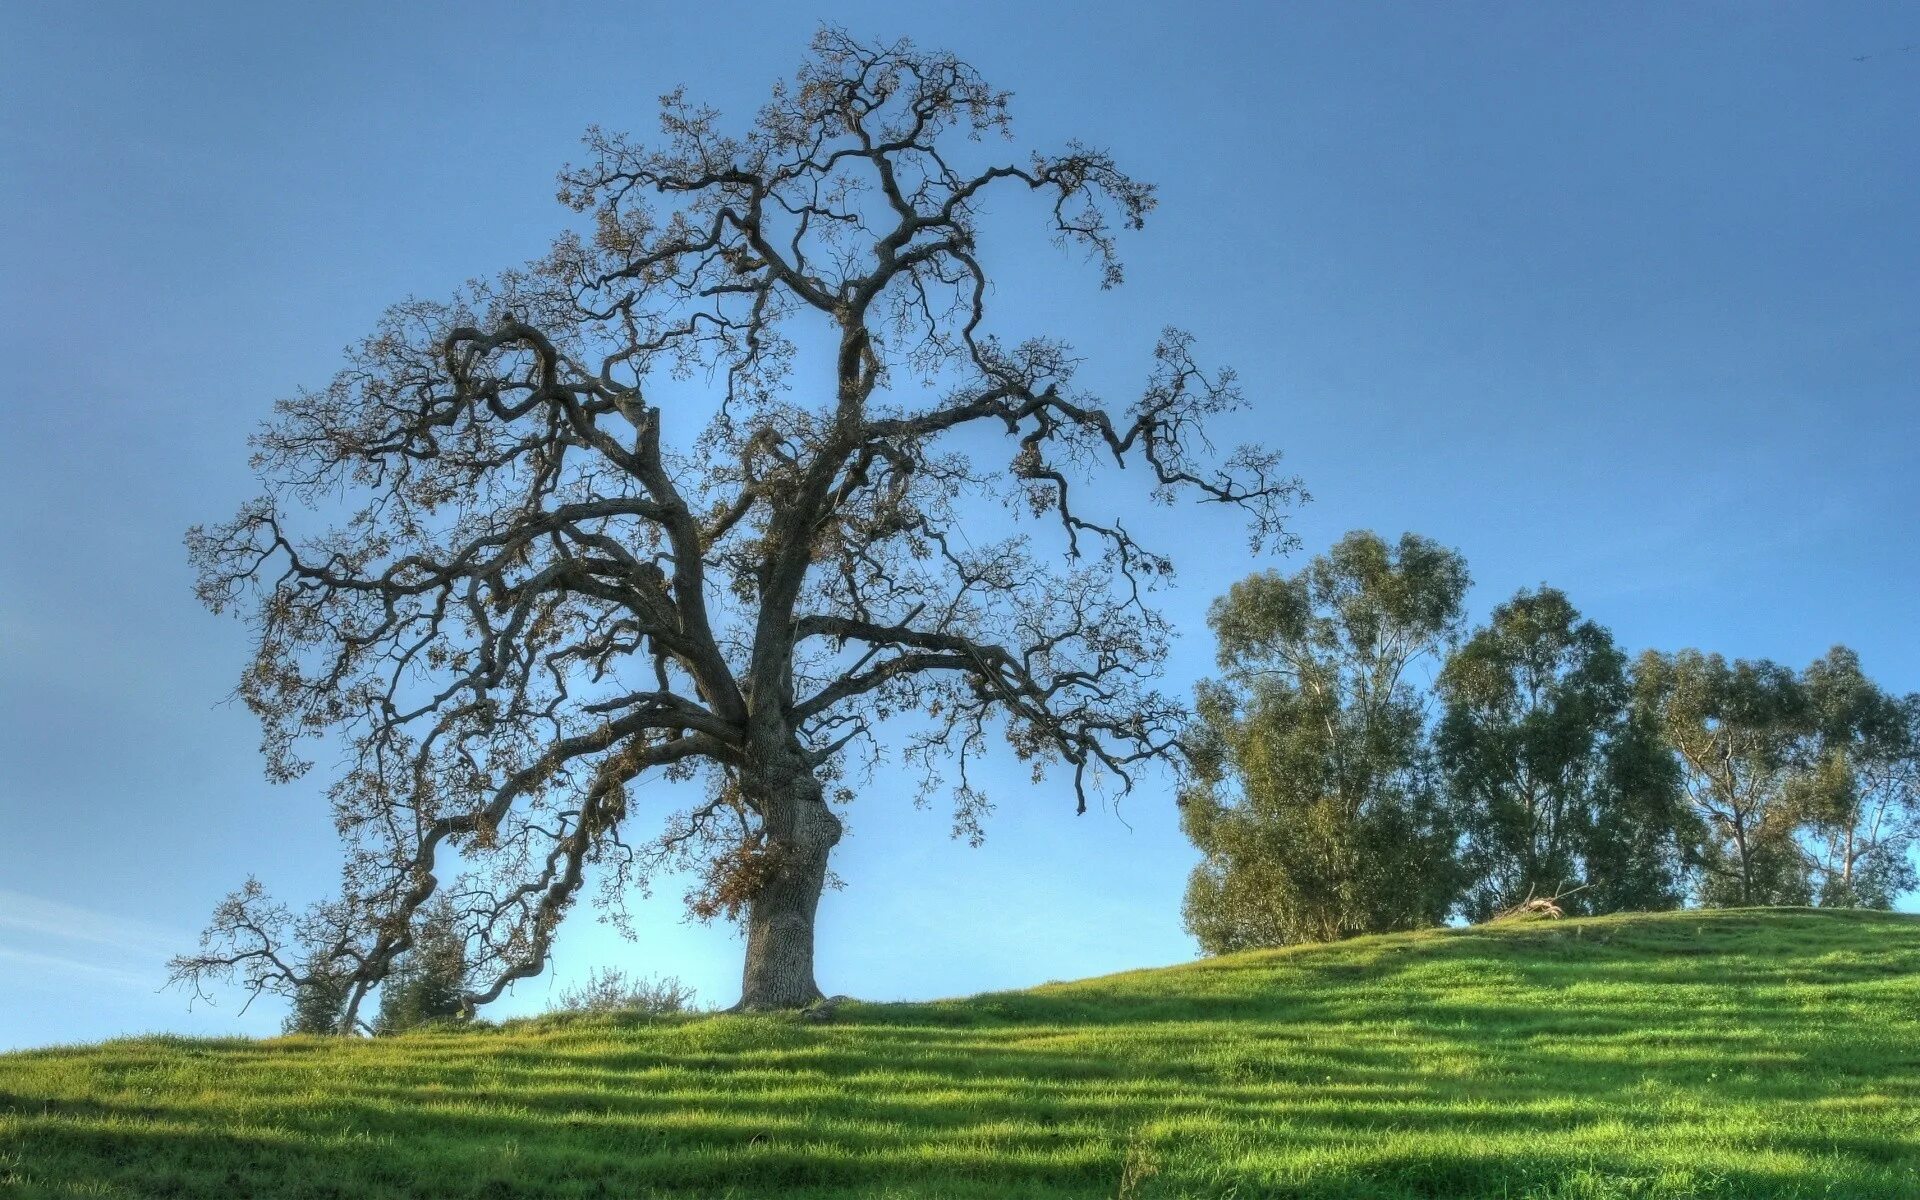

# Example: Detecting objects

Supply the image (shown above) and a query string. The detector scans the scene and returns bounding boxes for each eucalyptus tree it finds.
[170,30,1299,1024]
[1181,532,1466,951]
[1795,647,1919,908]
[1634,650,1811,906]
[1436,588,1688,920]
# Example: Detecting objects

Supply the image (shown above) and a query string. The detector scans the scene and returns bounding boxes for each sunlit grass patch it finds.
[2,909,1916,1197]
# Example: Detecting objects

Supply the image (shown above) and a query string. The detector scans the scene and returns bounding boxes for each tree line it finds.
[1181,531,1920,953]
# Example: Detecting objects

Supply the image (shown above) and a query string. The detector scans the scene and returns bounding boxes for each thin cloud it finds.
[0,944,156,992]
[0,888,184,958]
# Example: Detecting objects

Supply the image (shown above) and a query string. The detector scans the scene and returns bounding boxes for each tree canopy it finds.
[1634,650,1815,907]
[1794,647,1919,908]
[1436,587,1688,919]
[170,29,1299,1024]
[1181,531,1466,951]
[1186,540,1917,953]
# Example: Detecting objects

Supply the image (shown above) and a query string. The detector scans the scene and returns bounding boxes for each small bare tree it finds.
[170,29,1298,1025]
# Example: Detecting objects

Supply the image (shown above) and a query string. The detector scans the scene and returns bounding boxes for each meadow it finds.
[2,908,1916,1198]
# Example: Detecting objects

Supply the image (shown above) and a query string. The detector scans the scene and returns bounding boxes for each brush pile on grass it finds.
[1491,896,1565,922]
[1487,884,1590,923]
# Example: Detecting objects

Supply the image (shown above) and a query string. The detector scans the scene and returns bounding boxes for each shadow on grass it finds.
[3,910,1916,1198]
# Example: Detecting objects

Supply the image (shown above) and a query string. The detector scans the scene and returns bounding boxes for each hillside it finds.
[2,909,1916,1198]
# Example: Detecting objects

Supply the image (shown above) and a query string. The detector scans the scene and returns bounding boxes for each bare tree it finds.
[170,29,1298,1024]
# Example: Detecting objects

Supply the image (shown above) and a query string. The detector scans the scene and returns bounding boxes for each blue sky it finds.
[2,2,1915,1050]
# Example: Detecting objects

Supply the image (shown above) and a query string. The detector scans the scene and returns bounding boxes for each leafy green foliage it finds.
[1182,531,1469,951]
[1190,534,1917,932]
[1437,588,1690,919]
[1580,698,1700,914]
[280,964,351,1036]
[1635,651,1814,907]
[1796,647,1920,908]
[374,904,470,1035]
[5,910,1917,1198]
[552,969,699,1017]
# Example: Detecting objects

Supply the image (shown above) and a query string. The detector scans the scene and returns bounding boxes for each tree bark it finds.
[1732,819,1754,905]
[736,759,842,1011]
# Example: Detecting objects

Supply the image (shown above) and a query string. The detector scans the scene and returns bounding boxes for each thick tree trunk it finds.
[736,761,842,1011]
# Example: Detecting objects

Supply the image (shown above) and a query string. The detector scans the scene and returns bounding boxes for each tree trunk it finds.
[1730,814,1754,905]
[1840,826,1856,900]
[736,761,842,1011]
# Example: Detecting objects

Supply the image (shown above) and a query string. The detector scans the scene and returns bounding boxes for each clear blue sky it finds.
[2,2,1915,1051]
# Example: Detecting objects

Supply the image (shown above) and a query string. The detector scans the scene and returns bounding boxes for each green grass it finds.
[3,909,1917,1198]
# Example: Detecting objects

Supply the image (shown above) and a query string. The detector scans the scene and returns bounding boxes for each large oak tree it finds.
[169,31,1297,1024]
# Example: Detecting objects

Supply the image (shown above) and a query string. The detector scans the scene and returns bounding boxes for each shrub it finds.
[282,967,351,1035]
[553,968,698,1017]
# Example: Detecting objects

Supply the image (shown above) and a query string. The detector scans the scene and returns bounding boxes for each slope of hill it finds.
[2,908,1916,1198]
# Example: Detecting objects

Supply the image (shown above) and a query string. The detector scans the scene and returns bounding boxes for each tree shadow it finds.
[5,911,1916,1198]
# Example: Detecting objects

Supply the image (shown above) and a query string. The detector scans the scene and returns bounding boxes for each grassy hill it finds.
[2,909,1916,1199]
